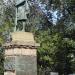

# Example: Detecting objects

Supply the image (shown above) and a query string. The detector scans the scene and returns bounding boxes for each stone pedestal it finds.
[4,32,39,75]
[50,72,58,75]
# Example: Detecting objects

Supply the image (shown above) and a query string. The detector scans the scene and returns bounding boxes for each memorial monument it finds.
[4,0,39,75]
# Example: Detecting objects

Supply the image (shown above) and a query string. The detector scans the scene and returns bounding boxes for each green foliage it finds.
[36,29,75,74]
[36,30,62,69]
[0,0,15,74]
[0,47,4,75]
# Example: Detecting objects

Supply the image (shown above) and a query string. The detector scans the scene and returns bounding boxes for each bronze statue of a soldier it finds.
[14,0,30,31]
